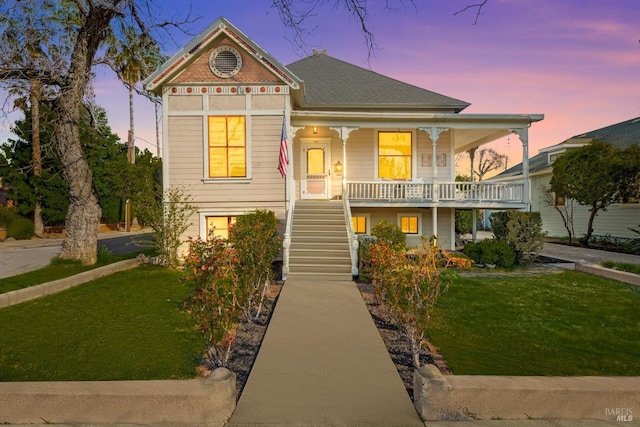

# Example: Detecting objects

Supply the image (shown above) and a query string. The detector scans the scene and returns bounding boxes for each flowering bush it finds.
[183,237,241,368]
[183,209,281,369]
[369,238,455,368]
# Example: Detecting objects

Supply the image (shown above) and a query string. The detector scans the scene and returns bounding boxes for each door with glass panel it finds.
[301,139,330,199]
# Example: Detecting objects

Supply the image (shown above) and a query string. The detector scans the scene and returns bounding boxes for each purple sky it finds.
[92,0,639,169]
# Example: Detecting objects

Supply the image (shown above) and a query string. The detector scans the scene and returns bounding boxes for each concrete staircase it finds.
[288,200,353,281]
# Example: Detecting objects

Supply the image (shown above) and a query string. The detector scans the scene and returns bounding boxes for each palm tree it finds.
[107,24,162,230]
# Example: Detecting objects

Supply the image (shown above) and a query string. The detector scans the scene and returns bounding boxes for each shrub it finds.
[7,218,35,240]
[0,206,20,228]
[462,241,482,263]
[490,211,545,264]
[505,212,545,263]
[371,220,406,250]
[357,235,378,283]
[138,186,197,268]
[369,238,455,368]
[479,239,516,268]
[183,237,241,369]
[463,239,516,268]
[489,211,510,240]
[229,209,280,321]
[455,209,473,235]
[183,209,281,369]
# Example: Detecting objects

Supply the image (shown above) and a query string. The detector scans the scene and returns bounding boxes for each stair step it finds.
[290,248,351,257]
[290,256,351,266]
[289,263,353,274]
[286,272,353,282]
[291,242,350,251]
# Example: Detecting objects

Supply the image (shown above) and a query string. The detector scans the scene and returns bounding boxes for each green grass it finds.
[427,270,640,376]
[0,265,203,381]
[601,261,640,275]
[0,248,154,295]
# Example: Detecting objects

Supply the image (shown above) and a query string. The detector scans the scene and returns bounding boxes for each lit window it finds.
[208,116,246,178]
[206,216,237,240]
[352,216,367,234]
[399,215,418,234]
[378,131,412,180]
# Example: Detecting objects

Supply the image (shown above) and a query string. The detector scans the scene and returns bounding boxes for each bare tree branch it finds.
[454,0,489,25]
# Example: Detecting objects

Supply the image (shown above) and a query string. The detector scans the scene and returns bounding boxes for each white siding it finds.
[531,173,640,239]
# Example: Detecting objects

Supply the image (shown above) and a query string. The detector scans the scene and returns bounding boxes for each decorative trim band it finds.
[164,85,290,95]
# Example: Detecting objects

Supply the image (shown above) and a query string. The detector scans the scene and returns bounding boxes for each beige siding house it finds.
[144,17,543,279]
[489,117,640,241]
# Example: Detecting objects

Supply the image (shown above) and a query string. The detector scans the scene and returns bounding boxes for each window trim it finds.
[200,211,248,240]
[351,213,370,235]
[397,212,422,235]
[203,115,252,181]
[374,129,417,180]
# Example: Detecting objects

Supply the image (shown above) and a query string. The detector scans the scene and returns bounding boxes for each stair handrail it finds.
[282,198,295,280]
[342,180,359,278]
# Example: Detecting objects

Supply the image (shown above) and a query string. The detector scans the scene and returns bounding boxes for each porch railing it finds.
[345,181,525,204]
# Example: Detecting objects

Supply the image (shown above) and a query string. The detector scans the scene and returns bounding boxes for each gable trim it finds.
[144,18,301,94]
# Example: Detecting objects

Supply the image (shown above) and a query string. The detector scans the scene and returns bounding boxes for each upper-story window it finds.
[378,131,412,180]
[208,116,246,178]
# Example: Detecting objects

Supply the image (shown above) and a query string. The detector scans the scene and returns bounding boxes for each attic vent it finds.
[209,46,242,78]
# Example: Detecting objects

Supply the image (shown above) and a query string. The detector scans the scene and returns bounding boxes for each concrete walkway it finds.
[541,241,640,265]
[228,278,423,427]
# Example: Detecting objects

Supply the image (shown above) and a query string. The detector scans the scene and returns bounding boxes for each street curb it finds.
[0,258,141,308]
[575,261,640,287]
[0,368,236,426]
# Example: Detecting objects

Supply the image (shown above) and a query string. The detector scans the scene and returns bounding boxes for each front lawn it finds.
[427,270,640,376]
[0,249,154,295]
[0,265,203,381]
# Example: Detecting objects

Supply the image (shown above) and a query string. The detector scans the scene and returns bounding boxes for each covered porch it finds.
[287,111,543,211]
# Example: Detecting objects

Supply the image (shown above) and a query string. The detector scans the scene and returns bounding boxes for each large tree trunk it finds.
[55,4,117,264]
[30,79,44,237]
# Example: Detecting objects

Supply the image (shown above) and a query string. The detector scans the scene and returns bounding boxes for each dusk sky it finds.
[5,0,639,172]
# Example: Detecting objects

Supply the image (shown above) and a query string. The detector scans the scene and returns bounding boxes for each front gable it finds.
[171,35,283,85]
[144,17,301,95]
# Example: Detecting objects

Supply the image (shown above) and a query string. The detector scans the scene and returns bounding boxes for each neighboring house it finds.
[143,17,543,279]
[489,117,640,240]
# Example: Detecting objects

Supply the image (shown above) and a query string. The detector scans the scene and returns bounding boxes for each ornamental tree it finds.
[550,140,640,246]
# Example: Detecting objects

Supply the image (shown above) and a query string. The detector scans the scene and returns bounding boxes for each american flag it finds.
[278,115,288,177]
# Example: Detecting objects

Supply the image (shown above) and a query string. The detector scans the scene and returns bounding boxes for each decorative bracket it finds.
[419,126,449,143]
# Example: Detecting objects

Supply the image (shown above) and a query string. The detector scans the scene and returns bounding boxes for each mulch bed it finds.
[225,282,283,397]
[356,281,449,399]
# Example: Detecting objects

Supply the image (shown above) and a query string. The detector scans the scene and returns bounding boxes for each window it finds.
[399,215,419,234]
[206,216,236,240]
[208,116,246,178]
[378,131,412,180]
[351,215,367,234]
[554,193,566,207]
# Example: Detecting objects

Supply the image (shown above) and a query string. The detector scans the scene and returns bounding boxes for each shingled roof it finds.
[494,116,640,179]
[286,53,470,113]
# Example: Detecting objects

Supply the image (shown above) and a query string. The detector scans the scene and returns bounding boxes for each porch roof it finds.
[290,110,543,154]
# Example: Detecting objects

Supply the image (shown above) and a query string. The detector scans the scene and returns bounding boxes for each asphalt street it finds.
[0,232,153,279]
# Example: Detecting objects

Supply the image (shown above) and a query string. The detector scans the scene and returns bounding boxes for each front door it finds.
[301,139,331,199]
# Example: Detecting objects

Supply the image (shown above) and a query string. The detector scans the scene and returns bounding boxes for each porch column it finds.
[418,127,449,203]
[468,147,477,242]
[432,207,438,246]
[510,127,530,211]
[330,126,358,195]
[288,126,304,203]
